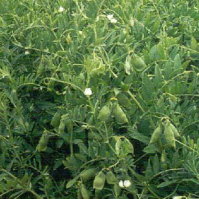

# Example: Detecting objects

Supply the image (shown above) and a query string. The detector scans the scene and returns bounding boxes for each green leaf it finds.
[143,144,158,154]
[157,180,177,188]
[128,128,150,144]
[174,54,181,70]
[66,176,79,189]
[153,154,159,174]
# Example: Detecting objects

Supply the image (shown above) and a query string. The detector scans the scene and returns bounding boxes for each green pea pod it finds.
[120,138,134,156]
[161,150,167,170]
[50,112,61,127]
[36,132,49,152]
[164,122,176,148]
[150,124,162,144]
[106,171,117,184]
[97,103,112,122]
[80,168,97,181]
[80,184,90,199]
[131,55,147,72]
[113,104,128,124]
[114,183,121,197]
[169,122,180,138]
[58,121,65,135]
[93,171,106,190]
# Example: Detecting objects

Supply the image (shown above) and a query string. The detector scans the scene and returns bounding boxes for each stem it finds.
[127,90,145,113]
[0,168,43,199]
[70,127,74,156]
[147,185,161,199]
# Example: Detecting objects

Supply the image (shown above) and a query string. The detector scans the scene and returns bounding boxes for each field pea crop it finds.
[0,0,199,198]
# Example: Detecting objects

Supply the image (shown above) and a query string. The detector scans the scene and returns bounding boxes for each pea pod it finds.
[113,104,128,124]
[80,184,90,199]
[58,121,65,135]
[169,122,180,138]
[93,171,106,190]
[150,124,162,144]
[106,171,117,184]
[97,103,112,122]
[164,121,176,148]
[80,168,97,181]
[50,112,61,127]
[36,132,50,152]
[131,55,147,72]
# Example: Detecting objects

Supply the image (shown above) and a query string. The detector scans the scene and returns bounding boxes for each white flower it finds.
[119,180,131,188]
[107,14,114,20]
[119,180,124,188]
[79,31,83,35]
[130,18,135,27]
[123,180,131,187]
[110,18,117,24]
[84,88,92,96]
[172,197,185,199]
[59,6,64,12]
[25,51,30,55]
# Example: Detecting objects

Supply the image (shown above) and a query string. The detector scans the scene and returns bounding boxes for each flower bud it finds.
[84,88,92,96]
[110,18,117,24]
[25,51,30,55]
[130,18,135,27]
[123,180,131,187]
[107,14,114,20]
[59,6,64,12]
[118,180,124,188]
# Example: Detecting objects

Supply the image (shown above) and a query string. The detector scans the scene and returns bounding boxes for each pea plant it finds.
[0,0,199,198]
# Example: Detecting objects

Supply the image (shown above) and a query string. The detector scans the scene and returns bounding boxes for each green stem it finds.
[147,185,161,199]
[127,90,145,113]
[70,128,74,156]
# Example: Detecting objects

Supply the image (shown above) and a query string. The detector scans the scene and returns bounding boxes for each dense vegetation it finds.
[0,0,199,198]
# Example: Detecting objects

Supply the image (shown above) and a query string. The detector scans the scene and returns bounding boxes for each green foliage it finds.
[0,0,199,198]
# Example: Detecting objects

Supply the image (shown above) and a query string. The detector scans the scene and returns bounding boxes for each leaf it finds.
[149,44,165,61]
[143,144,158,154]
[157,180,177,188]
[174,54,181,70]
[154,64,162,87]
[128,128,150,144]
[93,171,106,190]
[66,176,79,189]
[153,154,159,174]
